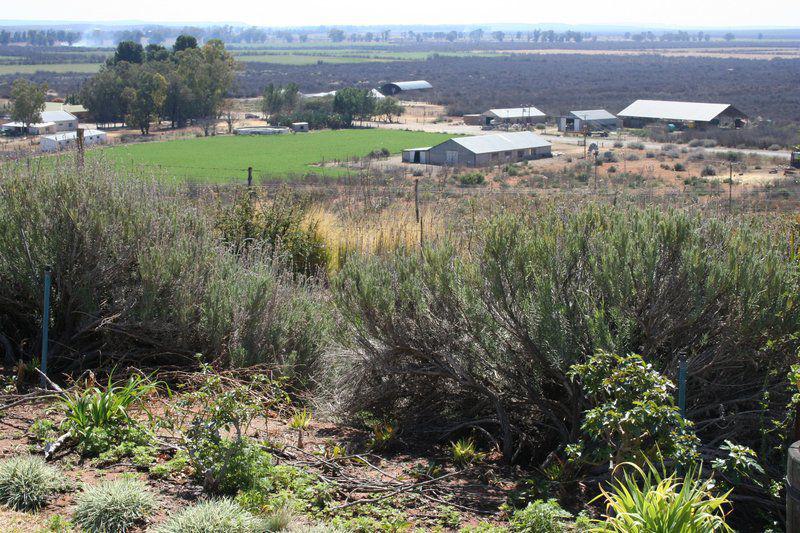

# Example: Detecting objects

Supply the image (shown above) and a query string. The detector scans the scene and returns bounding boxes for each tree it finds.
[123,68,168,135]
[220,98,237,133]
[113,41,144,64]
[724,32,736,41]
[491,31,505,42]
[177,39,237,135]
[173,34,198,52]
[10,79,47,131]
[80,67,126,126]
[469,28,484,42]
[261,83,300,117]
[333,87,375,127]
[145,44,169,62]
[374,97,404,123]
[328,29,345,42]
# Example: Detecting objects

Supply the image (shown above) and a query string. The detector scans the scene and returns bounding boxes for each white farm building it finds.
[558,110,622,132]
[482,107,547,127]
[403,131,551,167]
[40,129,107,152]
[1,110,79,135]
[618,100,748,129]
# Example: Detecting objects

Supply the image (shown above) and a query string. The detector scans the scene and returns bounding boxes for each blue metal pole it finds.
[40,266,52,386]
[678,353,687,419]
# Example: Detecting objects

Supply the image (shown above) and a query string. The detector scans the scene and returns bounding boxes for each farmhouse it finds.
[1,110,79,135]
[403,131,551,167]
[618,100,747,129]
[558,110,622,133]
[482,107,547,127]
[40,129,106,153]
[379,80,432,96]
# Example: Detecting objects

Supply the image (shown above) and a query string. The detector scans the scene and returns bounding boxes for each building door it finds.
[445,151,459,165]
[413,151,421,163]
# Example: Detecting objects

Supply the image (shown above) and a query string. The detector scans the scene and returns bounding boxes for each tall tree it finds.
[10,78,47,131]
[333,87,375,127]
[173,34,198,52]
[113,41,144,64]
[123,68,168,135]
[178,39,237,135]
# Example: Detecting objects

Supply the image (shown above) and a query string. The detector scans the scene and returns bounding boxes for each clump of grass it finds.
[74,478,156,532]
[0,455,64,511]
[156,499,267,533]
[289,408,313,448]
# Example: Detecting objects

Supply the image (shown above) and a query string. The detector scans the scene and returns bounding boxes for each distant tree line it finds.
[0,29,82,46]
[79,36,237,135]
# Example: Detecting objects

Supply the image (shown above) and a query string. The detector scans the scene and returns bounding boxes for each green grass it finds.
[0,63,102,74]
[95,129,452,183]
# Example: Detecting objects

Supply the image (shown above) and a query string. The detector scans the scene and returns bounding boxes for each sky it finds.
[2,0,799,28]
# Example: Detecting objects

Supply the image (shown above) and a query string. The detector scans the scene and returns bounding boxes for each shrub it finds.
[0,455,63,511]
[607,166,617,174]
[156,499,267,533]
[567,351,699,469]
[624,153,640,161]
[592,462,732,532]
[673,162,686,171]
[332,206,800,466]
[459,172,486,186]
[627,142,645,150]
[60,374,156,456]
[613,141,624,148]
[509,499,573,532]
[0,162,331,373]
[701,165,718,177]
[451,438,486,466]
[74,478,155,533]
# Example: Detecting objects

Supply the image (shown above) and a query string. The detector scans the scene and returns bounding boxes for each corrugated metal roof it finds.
[44,102,87,114]
[450,132,551,154]
[618,100,733,122]
[41,110,77,122]
[388,80,432,91]
[42,129,105,142]
[486,107,546,120]
[569,109,617,121]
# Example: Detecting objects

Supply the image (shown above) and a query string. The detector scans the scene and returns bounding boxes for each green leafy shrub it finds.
[73,478,156,532]
[59,374,156,456]
[567,351,699,469]
[673,162,686,171]
[459,172,486,186]
[0,455,64,511]
[701,165,718,177]
[509,499,573,532]
[155,499,267,533]
[592,462,732,532]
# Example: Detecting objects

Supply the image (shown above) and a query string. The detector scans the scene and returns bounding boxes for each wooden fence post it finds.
[788,441,800,532]
[76,128,84,169]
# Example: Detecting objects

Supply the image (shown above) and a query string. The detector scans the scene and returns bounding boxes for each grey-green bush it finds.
[156,499,267,533]
[332,205,799,469]
[0,455,63,510]
[0,160,331,375]
[73,478,155,532]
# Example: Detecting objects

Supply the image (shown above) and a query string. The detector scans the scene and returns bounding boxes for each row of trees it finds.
[0,29,81,46]
[261,85,403,129]
[79,37,237,135]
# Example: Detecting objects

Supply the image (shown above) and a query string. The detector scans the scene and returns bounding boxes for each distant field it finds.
[233,49,498,65]
[0,62,101,74]
[94,129,452,182]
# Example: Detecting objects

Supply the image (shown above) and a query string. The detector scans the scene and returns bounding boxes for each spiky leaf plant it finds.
[0,455,64,511]
[73,478,155,532]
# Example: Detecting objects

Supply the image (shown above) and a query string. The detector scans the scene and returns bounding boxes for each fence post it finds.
[39,266,52,387]
[76,128,85,169]
[788,442,800,532]
[247,167,253,187]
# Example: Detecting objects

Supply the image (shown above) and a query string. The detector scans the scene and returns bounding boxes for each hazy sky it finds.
[3,0,799,28]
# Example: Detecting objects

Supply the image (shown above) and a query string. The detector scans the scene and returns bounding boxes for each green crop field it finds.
[0,63,102,74]
[95,129,452,183]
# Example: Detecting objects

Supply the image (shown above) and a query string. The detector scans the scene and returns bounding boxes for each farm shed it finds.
[411,131,551,167]
[45,102,88,120]
[292,122,309,133]
[618,100,747,129]
[402,147,432,164]
[1,110,78,136]
[379,80,433,96]
[558,110,622,133]
[40,129,106,152]
[482,107,547,127]
[463,114,484,126]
